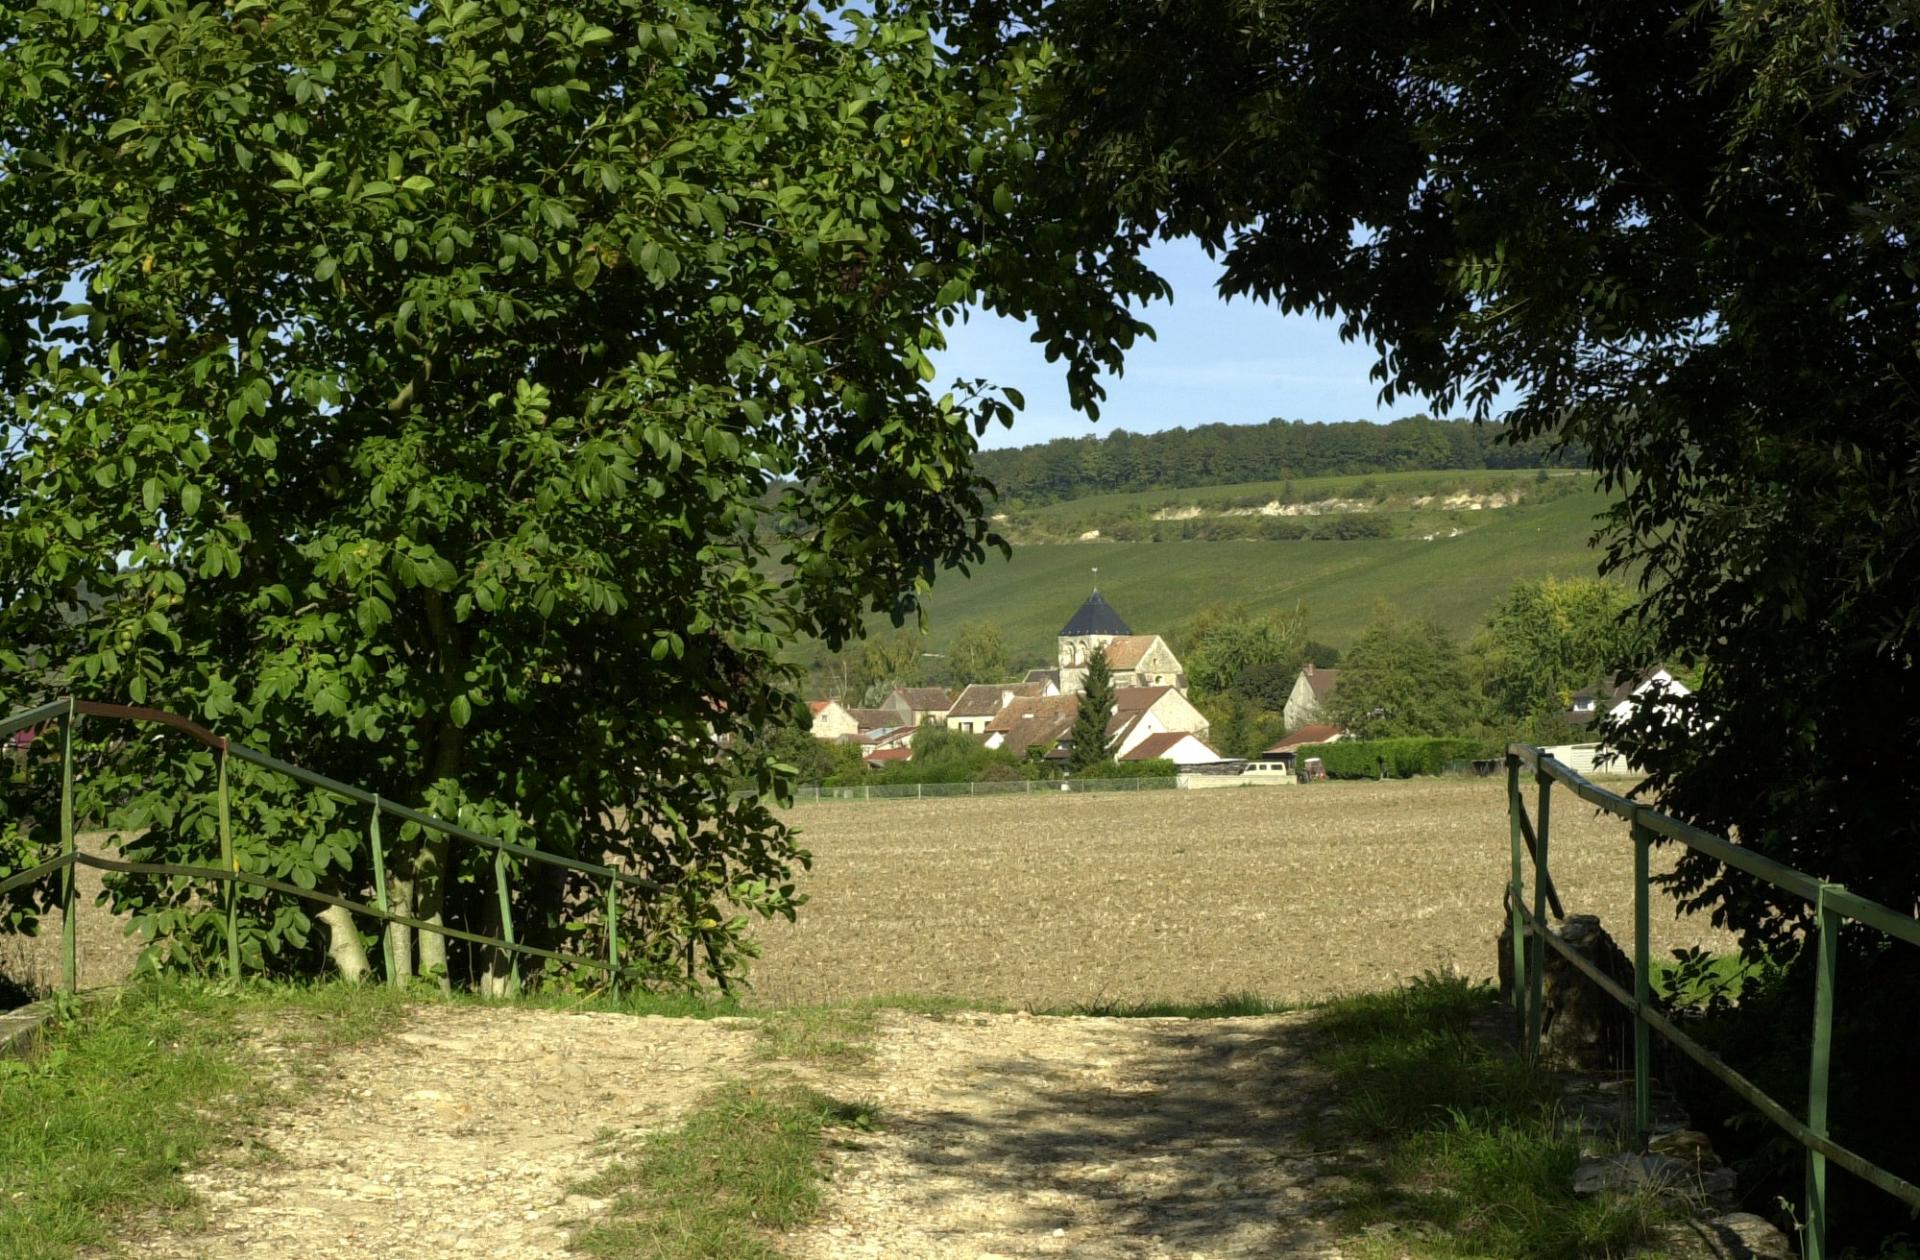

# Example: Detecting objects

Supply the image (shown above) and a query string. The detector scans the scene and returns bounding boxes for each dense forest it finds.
[975,415,1572,504]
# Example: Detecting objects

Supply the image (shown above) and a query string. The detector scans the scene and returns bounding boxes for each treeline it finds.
[975,415,1574,505]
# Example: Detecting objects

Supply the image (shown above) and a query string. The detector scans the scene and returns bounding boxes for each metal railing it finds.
[0,697,659,994]
[791,776,1180,802]
[1506,746,1920,1260]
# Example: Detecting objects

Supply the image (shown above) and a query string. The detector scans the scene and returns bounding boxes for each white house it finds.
[808,700,858,741]
[1282,665,1339,731]
[1104,686,1212,759]
[1118,730,1222,766]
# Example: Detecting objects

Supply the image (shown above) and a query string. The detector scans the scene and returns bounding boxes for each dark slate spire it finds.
[1060,589,1132,637]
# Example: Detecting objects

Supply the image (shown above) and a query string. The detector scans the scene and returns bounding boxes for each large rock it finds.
[1654,1213,1794,1259]
[1495,911,1638,1070]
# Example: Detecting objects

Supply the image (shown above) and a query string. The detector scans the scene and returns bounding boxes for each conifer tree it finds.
[1068,647,1115,772]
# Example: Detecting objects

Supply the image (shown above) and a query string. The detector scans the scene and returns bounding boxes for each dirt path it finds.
[132,1005,1351,1260]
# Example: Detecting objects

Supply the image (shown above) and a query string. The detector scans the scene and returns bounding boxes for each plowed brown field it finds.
[749,778,1732,1008]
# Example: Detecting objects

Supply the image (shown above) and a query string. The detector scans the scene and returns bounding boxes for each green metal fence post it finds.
[369,797,396,986]
[1631,811,1653,1144]
[1806,884,1842,1260]
[1506,756,1527,1036]
[59,699,77,994]
[605,876,620,998]
[218,743,238,982]
[1528,765,1553,1060]
[494,845,519,994]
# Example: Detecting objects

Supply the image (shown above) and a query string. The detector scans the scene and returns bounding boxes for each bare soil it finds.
[121,1003,1350,1260]
[751,779,1732,1008]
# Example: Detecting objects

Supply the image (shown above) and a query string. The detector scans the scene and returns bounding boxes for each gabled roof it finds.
[1102,635,1163,670]
[985,694,1079,731]
[848,707,905,731]
[1024,668,1061,688]
[1061,589,1132,637]
[1261,724,1343,755]
[948,681,1045,718]
[1120,731,1216,762]
[863,747,913,765]
[890,687,956,713]
[1112,685,1173,713]
[808,700,834,715]
[1300,666,1340,700]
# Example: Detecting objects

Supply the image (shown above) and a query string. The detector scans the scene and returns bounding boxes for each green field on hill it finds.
[908,480,1617,666]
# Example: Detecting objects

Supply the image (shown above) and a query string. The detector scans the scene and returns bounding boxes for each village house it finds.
[1563,666,1692,729]
[1118,730,1223,766]
[945,681,1053,735]
[1055,591,1187,694]
[882,686,957,728]
[807,699,858,741]
[847,707,909,735]
[982,694,1080,760]
[1104,686,1212,758]
[1257,723,1345,773]
[1282,664,1339,730]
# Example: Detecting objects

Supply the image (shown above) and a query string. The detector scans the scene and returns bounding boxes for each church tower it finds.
[1058,590,1131,694]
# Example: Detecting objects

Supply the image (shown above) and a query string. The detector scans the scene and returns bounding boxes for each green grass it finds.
[570,1080,879,1260]
[1308,973,1675,1260]
[871,484,1615,667]
[0,980,407,1260]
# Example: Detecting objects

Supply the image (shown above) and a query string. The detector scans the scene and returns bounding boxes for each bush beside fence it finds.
[1298,737,1496,779]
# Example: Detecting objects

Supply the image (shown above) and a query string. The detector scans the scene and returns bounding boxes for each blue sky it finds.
[934,237,1443,451]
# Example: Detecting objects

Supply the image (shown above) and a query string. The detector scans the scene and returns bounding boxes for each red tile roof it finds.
[863,747,913,764]
[1120,731,1191,761]
[1262,724,1343,755]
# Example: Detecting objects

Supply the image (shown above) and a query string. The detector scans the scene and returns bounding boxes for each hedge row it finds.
[1296,737,1498,779]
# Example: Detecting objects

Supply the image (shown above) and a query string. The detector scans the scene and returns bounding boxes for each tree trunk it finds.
[475,889,515,997]
[386,871,415,982]
[317,904,371,982]
[413,833,452,992]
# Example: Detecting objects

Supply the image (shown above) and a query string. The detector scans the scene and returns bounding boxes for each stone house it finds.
[945,681,1052,735]
[1104,686,1212,758]
[883,686,956,728]
[808,699,858,741]
[982,694,1080,760]
[1282,665,1340,730]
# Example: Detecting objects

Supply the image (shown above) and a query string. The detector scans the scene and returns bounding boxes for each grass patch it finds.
[570,1080,878,1260]
[0,978,404,1260]
[1044,993,1295,1019]
[753,1006,880,1065]
[1310,972,1672,1260]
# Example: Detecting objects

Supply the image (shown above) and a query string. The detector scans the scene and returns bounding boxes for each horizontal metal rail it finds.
[2,696,662,993]
[1507,745,1920,1260]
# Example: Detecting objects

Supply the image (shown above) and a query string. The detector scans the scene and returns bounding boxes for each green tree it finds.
[1067,646,1115,772]
[1326,609,1477,739]
[1474,577,1653,731]
[946,621,1009,685]
[0,0,1149,990]
[849,630,926,708]
[1178,602,1307,698]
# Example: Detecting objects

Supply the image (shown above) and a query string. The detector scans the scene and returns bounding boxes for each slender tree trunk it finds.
[317,904,371,982]
[415,590,464,994]
[414,836,451,992]
[475,887,514,997]
[386,871,415,981]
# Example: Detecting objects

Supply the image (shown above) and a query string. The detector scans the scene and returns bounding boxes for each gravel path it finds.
[132,1005,1352,1260]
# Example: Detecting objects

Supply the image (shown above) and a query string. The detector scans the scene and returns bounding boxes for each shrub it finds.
[1071,758,1179,780]
[1299,737,1497,779]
